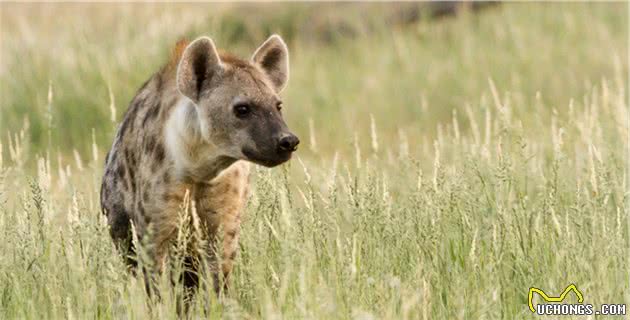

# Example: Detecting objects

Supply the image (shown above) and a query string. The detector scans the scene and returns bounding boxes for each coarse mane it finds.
[161,38,253,79]
[160,38,190,77]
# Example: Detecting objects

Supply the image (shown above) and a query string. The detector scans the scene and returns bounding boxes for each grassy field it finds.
[0,2,628,319]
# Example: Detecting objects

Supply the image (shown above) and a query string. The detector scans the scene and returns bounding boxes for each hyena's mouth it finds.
[242,147,292,168]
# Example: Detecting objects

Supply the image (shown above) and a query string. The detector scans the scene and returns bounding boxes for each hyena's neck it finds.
[164,97,236,183]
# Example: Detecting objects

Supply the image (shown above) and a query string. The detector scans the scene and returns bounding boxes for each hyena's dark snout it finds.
[277,133,300,154]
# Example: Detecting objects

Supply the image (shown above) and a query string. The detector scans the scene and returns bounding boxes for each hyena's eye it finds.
[276,102,283,111]
[234,103,252,118]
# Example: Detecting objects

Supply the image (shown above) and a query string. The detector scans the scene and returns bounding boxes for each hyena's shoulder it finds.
[100,63,182,238]
[104,77,163,181]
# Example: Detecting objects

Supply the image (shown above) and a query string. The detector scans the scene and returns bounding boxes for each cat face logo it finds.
[528,284,584,313]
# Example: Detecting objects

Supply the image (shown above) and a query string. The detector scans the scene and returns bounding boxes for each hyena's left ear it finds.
[251,34,289,93]
[177,37,222,103]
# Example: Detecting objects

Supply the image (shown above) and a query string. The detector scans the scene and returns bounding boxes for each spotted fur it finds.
[101,35,298,295]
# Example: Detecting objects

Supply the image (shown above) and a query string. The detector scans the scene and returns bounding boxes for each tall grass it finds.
[0,2,628,319]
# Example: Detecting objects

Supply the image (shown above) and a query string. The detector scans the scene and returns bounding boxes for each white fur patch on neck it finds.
[165,98,217,180]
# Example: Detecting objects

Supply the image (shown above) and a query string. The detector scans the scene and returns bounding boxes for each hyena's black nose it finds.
[278,134,300,153]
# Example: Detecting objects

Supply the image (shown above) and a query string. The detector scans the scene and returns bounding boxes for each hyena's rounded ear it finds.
[251,34,289,93]
[176,37,222,102]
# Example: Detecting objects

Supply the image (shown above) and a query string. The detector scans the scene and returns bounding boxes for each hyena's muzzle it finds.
[240,104,299,167]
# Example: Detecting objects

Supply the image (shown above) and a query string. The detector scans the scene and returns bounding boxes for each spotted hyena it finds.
[100,35,299,294]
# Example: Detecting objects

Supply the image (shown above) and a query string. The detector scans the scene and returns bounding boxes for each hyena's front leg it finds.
[220,211,241,292]
[198,211,240,295]
[196,193,244,296]
[141,209,178,298]
[195,163,249,295]
[140,185,192,296]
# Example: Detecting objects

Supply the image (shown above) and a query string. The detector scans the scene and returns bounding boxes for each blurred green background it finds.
[1,2,626,161]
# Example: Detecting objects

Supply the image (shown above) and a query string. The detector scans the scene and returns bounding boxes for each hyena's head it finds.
[176,35,299,167]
